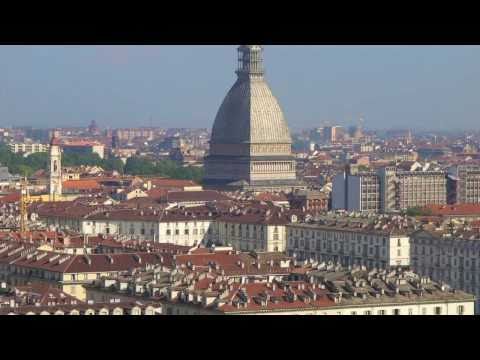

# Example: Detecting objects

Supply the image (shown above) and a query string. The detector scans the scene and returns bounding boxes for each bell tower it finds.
[49,132,62,201]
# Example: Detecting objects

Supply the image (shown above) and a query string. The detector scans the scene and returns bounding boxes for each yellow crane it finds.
[20,176,30,233]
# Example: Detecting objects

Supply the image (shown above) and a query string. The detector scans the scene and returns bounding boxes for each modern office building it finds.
[333,166,447,213]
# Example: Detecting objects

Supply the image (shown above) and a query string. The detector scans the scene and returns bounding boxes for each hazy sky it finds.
[0,45,479,132]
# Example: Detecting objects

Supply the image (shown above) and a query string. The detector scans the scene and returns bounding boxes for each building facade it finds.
[114,128,155,142]
[411,229,480,312]
[9,142,49,156]
[449,165,480,204]
[383,168,447,212]
[333,166,447,213]
[332,171,380,213]
[161,269,474,315]
[286,223,410,269]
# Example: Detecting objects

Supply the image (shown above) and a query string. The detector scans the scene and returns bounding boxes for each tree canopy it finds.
[406,207,433,217]
[124,157,204,183]
[0,144,203,182]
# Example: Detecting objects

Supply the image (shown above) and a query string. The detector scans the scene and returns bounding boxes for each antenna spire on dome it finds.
[236,45,264,78]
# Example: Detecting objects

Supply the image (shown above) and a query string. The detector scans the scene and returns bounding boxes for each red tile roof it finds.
[174,251,292,277]
[0,192,20,204]
[218,282,335,313]
[63,180,102,191]
[255,193,288,202]
[423,204,480,217]
[148,178,199,188]
[166,191,231,203]
[9,251,173,274]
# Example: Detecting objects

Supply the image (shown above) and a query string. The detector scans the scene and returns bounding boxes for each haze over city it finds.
[1,45,479,131]
[1,44,480,316]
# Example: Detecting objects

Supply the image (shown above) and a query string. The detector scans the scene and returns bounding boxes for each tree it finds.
[0,143,203,183]
[406,207,432,217]
[124,157,204,182]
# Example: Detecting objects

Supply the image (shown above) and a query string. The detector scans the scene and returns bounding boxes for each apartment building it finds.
[0,241,171,301]
[411,229,480,312]
[333,166,447,213]
[161,267,474,315]
[448,165,480,204]
[286,221,411,269]
[84,208,217,246]
[34,199,308,253]
[115,128,155,142]
[9,142,49,155]
[34,204,217,247]
[214,211,293,253]
[332,171,380,213]
[378,167,447,212]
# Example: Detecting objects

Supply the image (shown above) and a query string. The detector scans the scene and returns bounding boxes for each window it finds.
[397,249,401,257]
[351,311,357,315]
[408,308,413,315]
[457,305,465,315]
[185,229,189,235]
[364,310,372,315]
[393,309,400,315]
[434,307,442,315]
[175,230,179,235]
[397,239,402,247]
[377,310,385,315]
[166,230,171,236]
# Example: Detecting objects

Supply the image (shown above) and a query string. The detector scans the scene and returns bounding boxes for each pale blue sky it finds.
[0,45,478,132]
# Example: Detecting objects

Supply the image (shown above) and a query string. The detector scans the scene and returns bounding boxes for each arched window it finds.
[130,307,142,315]
[113,308,123,315]
[98,308,110,315]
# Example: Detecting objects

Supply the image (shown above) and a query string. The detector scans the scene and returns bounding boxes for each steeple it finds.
[236,45,264,79]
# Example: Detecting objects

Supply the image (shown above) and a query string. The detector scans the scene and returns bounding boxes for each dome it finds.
[210,46,292,146]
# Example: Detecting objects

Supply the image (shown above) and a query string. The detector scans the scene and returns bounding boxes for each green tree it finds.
[406,207,432,217]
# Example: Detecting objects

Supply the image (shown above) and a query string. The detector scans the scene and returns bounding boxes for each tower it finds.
[204,45,304,193]
[49,133,62,201]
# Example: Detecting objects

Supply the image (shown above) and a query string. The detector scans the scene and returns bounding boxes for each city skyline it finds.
[1,45,480,131]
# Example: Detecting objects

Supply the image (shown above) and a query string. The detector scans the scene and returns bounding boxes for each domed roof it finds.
[210,46,292,145]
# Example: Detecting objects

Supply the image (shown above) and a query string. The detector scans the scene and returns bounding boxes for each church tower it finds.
[204,45,304,193]
[49,133,62,201]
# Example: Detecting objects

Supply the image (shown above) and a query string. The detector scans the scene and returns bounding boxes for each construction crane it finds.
[20,176,30,233]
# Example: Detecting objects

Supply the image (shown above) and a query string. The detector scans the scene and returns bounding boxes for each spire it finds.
[236,45,264,79]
